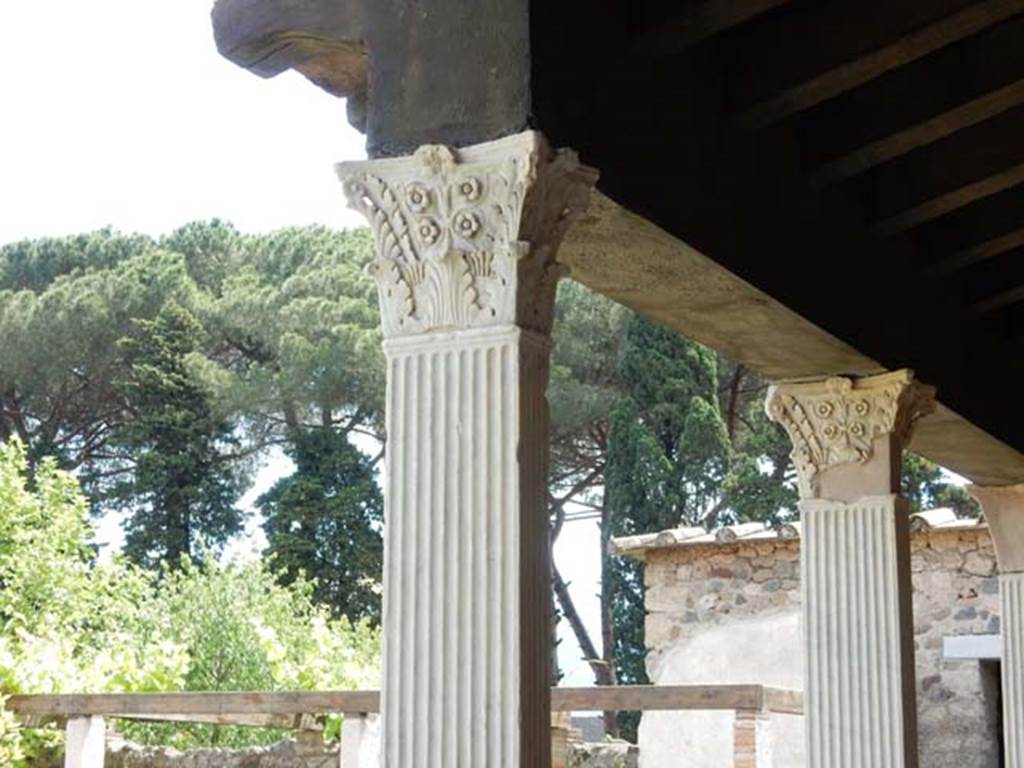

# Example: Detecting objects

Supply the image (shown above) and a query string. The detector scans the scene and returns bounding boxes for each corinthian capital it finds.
[766,370,936,499]
[337,131,598,339]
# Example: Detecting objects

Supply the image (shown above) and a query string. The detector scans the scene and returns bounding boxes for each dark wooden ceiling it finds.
[532,0,1024,456]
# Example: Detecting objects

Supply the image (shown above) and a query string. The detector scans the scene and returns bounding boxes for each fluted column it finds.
[767,371,935,768]
[338,131,596,768]
[967,483,1024,767]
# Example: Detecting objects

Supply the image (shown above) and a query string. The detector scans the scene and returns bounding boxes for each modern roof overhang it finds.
[211,0,1024,485]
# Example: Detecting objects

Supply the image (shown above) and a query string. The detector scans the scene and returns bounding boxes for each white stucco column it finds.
[967,483,1024,767]
[338,131,596,768]
[767,371,935,768]
[65,717,105,768]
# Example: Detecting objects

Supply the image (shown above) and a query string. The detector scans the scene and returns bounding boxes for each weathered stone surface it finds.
[337,131,595,768]
[100,737,337,768]
[100,739,623,768]
[557,192,1024,487]
[363,0,530,156]
[638,525,1001,768]
[568,742,638,768]
[211,0,366,101]
[93,736,629,768]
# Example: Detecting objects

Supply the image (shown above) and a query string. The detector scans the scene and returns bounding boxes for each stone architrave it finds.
[337,131,597,768]
[766,370,935,768]
[967,483,1024,767]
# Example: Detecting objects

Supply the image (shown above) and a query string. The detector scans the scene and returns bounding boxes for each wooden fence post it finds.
[65,716,105,768]
[733,709,772,768]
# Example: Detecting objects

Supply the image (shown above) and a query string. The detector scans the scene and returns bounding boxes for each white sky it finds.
[0,0,602,688]
[0,0,365,243]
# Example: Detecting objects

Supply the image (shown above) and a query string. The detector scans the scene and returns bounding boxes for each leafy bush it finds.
[0,439,188,697]
[122,554,379,749]
[0,695,24,766]
[0,438,380,757]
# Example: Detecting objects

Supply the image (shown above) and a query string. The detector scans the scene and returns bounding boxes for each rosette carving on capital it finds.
[766,370,936,498]
[337,131,598,339]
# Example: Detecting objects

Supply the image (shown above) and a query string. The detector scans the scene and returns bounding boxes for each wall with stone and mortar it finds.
[85,734,629,767]
[911,527,1001,765]
[637,526,1001,768]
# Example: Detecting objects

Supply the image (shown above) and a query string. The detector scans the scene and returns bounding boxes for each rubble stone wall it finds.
[641,526,1002,767]
[90,735,628,767]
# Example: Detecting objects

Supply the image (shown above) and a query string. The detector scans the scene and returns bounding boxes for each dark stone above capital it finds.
[211,0,366,100]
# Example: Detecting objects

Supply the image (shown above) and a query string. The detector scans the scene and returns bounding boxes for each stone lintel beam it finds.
[211,0,366,101]
[559,197,1024,487]
[969,484,1024,573]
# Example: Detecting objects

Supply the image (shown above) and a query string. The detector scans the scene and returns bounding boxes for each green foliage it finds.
[548,290,799,740]
[0,695,25,767]
[4,222,981,752]
[902,451,980,517]
[115,303,243,567]
[208,226,384,446]
[603,317,743,738]
[0,235,198,471]
[0,223,384,585]
[0,438,380,756]
[123,553,380,749]
[0,440,186,696]
[0,439,188,764]
[259,430,384,623]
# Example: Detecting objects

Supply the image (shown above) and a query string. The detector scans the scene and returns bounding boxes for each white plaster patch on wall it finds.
[639,612,805,768]
[633,526,1003,768]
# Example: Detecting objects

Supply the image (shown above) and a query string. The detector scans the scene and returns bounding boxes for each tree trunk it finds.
[725,364,746,443]
[553,563,619,736]
[599,495,620,737]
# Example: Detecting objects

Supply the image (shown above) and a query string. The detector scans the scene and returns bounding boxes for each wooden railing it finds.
[6,684,803,767]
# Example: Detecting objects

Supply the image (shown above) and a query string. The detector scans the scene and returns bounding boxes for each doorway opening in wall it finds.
[981,660,1005,767]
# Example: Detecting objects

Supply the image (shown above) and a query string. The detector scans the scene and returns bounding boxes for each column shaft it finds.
[801,496,917,768]
[767,371,934,768]
[381,327,551,768]
[967,483,1024,766]
[338,130,596,768]
[1002,572,1024,766]
[64,717,105,768]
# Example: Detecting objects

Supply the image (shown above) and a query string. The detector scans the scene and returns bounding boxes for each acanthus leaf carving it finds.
[766,370,936,499]
[337,131,597,339]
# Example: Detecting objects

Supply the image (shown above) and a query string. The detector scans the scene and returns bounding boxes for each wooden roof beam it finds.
[805,16,1024,185]
[917,183,1024,259]
[811,79,1024,186]
[975,285,1024,313]
[960,246,1024,311]
[636,0,792,56]
[870,105,1024,236]
[736,0,1024,129]
[931,226,1024,276]
[874,161,1024,236]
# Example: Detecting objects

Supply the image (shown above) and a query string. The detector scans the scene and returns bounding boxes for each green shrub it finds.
[0,438,380,755]
[121,554,379,749]
[0,696,25,767]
